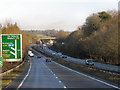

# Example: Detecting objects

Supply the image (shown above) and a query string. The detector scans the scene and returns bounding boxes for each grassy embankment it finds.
[2,55,28,88]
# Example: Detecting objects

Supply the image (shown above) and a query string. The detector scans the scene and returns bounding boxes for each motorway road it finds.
[20,56,64,88]
[6,48,119,89]
[22,49,118,89]
[37,46,120,73]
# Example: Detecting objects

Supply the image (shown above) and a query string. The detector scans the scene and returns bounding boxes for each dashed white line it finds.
[37,56,66,88]
[33,48,120,89]
[59,81,62,83]
[64,86,67,88]
[16,57,32,90]
[53,61,120,89]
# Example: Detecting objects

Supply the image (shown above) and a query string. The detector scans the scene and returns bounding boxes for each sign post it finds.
[1,34,22,62]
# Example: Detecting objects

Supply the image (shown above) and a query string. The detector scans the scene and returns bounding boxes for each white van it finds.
[29,53,34,57]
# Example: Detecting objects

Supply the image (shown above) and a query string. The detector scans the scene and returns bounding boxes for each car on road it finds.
[29,53,34,57]
[85,59,94,66]
[37,56,42,58]
[57,52,62,56]
[61,55,67,58]
[46,58,52,62]
[28,50,32,55]
[52,52,56,55]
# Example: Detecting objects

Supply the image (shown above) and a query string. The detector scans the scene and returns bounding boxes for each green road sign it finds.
[1,34,22,62]
[29,40,32,43]
[0,57,3,66]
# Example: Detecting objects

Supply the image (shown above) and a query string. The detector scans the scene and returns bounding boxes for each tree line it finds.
[22,29,58,37]
[1,23,37,72]
[52,10,119,65]
[2,24,37,55]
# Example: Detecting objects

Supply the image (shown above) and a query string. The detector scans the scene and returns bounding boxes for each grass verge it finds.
[2,56,28,88]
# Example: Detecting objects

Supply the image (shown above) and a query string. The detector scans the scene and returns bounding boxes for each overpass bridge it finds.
[39,37,56,40]
[38,37,56,45]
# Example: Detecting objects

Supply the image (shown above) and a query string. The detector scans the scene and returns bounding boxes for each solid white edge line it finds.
[59,81,62,83]
[53,61,120,89]
[16,57,32,90]
[33,48,68,88]
[32,47,119,89]
[64,86,67,88]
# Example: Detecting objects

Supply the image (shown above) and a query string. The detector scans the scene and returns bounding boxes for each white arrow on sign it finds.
[10,51,15,56]
[10,40,17,58]
[11,47,15,51]
[0,61,2,65]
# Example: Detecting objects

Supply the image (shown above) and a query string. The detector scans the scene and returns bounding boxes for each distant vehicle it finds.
[61,55,67,58]
[52,52,56,55]
[36,41,40,44]
[42,44,46,49]
[57,52,62,56]
[28,50,32,55]
[40,45,42,48]
[46,58,52,62]
[29,53,34,57]
[37,56,41,58]
[85,60,94,66]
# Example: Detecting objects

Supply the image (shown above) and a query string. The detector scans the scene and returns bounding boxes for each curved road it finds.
[20,56,65,88]
[20,49,120,88]
[6,48,119,89]
[38,46,120,73]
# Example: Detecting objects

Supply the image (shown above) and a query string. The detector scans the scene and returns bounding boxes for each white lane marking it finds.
[53,61,120,89]
[5,59,30,89]
[64,86,67,88]
[32,47,120,89]
[16,57,32,90]
[59,81,62,83]
[38,58,66,88]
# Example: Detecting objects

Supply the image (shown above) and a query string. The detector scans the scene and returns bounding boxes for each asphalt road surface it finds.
[22,49,118,89]
[20,56,65,88]
[37,46,120,73]
[6,49,119,89]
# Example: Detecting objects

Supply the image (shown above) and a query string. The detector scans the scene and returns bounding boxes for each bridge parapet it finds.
[39,37,56,45]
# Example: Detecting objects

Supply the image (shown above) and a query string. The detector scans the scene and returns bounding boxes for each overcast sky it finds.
[0,0,118,31]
